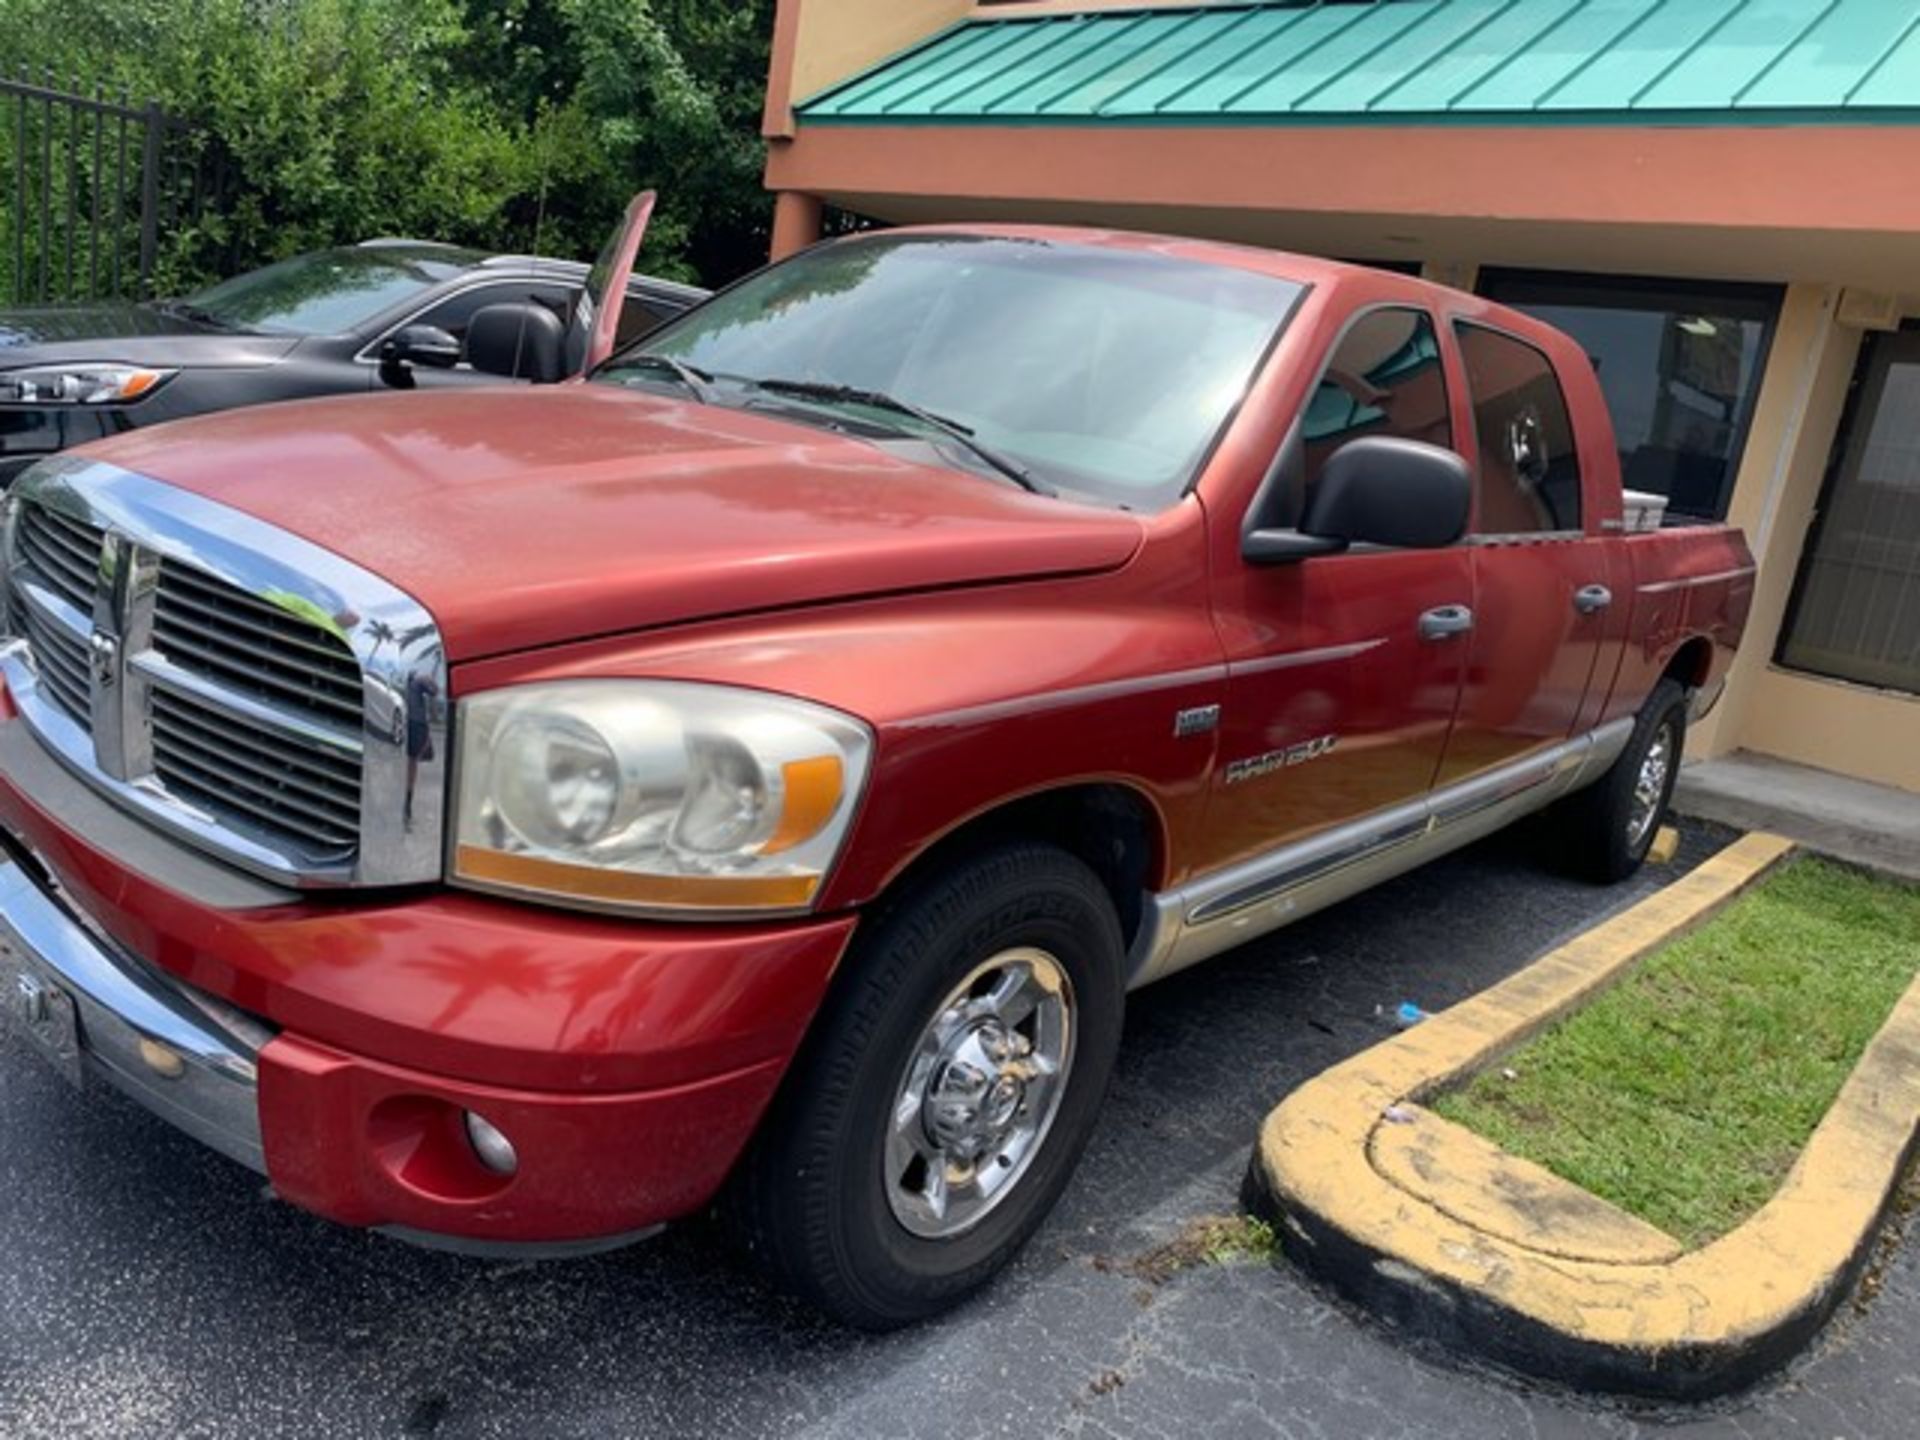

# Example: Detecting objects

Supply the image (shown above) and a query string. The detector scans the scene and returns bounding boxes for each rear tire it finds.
[722,841,1126,1330]
[1558,677,1688,883]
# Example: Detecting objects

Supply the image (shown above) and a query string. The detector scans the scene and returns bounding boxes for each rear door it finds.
[1434,321,1629,788]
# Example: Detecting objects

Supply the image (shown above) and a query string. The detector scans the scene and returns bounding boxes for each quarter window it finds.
[1302,307,1450,497]
[1454,323,1583,535]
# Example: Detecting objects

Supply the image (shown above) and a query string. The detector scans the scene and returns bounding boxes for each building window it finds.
[1302,306,1449,497]
[1778,328,1920,697]
[1478,270,1780,522]
[1454,322,1582,534]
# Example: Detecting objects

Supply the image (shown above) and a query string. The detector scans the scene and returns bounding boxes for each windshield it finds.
[182,247,486,336]
[605,234,1303,506]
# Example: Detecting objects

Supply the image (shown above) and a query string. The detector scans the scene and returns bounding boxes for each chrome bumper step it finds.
[0,851,267,1172]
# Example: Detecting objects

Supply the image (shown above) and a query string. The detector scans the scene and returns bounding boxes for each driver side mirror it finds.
[377,324,461,389]
[1243,437,1472,564]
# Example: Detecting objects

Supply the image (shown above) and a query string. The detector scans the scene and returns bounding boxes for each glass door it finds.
[1778,328,1920,695]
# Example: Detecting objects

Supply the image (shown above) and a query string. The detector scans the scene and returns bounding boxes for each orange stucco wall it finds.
[767,123,1920,244]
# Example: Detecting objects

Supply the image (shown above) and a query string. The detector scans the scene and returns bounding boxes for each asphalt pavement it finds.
[5,816,1918,1439]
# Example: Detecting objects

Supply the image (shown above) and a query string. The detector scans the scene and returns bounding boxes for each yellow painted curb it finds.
[1250,833,1920,1398]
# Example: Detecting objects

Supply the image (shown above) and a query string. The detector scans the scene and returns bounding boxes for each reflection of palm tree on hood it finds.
[262,588,355,644]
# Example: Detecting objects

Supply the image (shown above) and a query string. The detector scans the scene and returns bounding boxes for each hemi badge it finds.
[1173,704,1220,738]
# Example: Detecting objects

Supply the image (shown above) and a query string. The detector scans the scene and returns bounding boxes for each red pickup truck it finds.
[0,219,1752,1328]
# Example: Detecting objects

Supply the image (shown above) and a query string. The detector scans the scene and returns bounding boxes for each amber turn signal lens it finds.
[763,755,845,855]
[116,369,167,400]
[454,845,822,911]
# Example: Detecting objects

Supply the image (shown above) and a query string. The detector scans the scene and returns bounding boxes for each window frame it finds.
[1245,299,1454,537]
[1451,317,1588,544]
[353,277,569,362]
[1774,322,1920,697]
[406,279,577,342]
[1476,268,1782,524]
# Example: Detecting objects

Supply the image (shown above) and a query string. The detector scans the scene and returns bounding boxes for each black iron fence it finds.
[2,69,226,305]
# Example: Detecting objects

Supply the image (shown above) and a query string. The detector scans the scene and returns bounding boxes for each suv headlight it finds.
[0,363,175,404]
[450,680,872,916]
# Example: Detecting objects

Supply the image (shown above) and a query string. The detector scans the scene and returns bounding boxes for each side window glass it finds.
[408,282,575,345]
[1454,322,1583,534]
[615,295,683,348]
[1302,307,1450,497]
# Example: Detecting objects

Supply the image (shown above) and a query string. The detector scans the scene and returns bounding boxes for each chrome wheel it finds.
[1626,720,1674,849]
[885,947,1075,1240]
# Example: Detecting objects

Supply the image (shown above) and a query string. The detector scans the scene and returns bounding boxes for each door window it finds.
[614,294,687,348]
[1302,307,1450,498]
[408,281,575,344]
[1778,329,1920,695]
[1454,323,1583,535]
[1479,270,1777,521]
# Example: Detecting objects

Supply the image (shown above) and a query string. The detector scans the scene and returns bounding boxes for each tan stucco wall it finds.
[1737,670,1920,793]
[766,0,974,136]
[1680,284,1920,794]
[1688,285,1854,752]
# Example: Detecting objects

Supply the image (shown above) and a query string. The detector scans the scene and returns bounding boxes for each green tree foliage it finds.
[0,0,773,297]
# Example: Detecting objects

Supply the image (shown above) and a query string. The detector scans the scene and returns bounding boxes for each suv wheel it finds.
[723,842,1125,1329]
[1559,677,1688,883]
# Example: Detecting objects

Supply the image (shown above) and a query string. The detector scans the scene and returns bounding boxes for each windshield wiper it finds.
[151,298,239,331]
[746,378,1052,496]
[612,352,716,403]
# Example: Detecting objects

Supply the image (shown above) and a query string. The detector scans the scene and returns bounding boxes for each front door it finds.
[1436,320,1625,788]
[1200,305,1472,875]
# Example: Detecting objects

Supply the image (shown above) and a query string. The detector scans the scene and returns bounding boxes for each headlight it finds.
[0,363,175,405]
[451,680,873,916]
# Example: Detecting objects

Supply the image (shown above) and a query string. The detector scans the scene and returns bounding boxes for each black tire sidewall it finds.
[1604,678,1688,876]
[760,843,1125,1325]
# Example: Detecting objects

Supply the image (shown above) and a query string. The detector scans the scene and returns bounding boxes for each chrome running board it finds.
[1126,718,1634,988]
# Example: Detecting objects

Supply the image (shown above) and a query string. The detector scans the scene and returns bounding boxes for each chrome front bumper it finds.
[0,851,268,1172]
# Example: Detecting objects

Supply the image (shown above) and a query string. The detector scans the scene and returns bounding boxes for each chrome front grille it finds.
[151,687,362,855]
[15,503,102,614]
[0,458,448,887]
[153,561,366,726]
[19,599,90,723]
[147,560,366,858]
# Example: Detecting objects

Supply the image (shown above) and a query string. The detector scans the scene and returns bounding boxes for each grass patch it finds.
[1431,857,1920,1249]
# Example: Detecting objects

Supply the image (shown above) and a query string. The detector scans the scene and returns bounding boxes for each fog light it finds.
[463,1110,519,1176]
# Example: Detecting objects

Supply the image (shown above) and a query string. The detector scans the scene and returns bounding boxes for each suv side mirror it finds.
[377,324,461,389]
[376,326,462,391]
[1242,437,1472,564]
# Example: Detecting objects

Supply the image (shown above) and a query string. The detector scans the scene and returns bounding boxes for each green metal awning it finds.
[797,0,1920,125]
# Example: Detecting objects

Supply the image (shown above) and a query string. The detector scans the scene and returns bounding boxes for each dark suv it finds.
[0,240,707,485]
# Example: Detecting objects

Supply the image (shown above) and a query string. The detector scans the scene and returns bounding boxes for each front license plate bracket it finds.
[2,941,85,1089]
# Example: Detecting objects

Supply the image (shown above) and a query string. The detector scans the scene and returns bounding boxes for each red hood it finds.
[80,384,1146,660]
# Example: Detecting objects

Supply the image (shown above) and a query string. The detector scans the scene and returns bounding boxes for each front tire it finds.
[723,842,1125,1329]
[1559,677,1688,883]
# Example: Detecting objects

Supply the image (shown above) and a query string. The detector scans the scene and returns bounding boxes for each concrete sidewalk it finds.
[1676,751,1920,881]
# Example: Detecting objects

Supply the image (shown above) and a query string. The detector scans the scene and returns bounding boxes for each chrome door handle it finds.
[1418,604,1475,641]
[1574,584,1613,615]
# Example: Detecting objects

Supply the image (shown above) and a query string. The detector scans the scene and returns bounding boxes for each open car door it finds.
[562,189,656,377]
